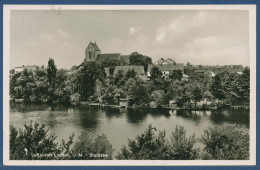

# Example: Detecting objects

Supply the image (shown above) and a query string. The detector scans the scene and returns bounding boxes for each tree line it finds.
[10,122,249,160]
[10,52,250,107]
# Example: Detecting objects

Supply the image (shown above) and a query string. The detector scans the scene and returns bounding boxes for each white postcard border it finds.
[3,5,257,166]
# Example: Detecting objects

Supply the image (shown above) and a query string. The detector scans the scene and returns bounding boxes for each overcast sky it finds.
[10,10,249,69]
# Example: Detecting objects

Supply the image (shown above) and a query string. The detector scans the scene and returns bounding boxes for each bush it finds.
[10,122,60,160]
[71,132,114,160]
[200,123,249,160]
[10,122,114,160]
[116,125,170,160]
[116,125,199,160]
[168,126,199,160]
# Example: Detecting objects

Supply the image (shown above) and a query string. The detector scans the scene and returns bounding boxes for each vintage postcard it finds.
[3,5,256,166]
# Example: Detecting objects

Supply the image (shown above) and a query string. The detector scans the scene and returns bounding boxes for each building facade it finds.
[85,41,101,62]
[85,41,130,65]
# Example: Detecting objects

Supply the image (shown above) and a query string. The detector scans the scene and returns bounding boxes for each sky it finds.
[10,10,249,69]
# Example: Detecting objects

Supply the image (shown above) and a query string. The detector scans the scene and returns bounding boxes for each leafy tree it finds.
[151,90,165,106]
[127,78,150,107]
[117,125,200,160]
[71,132,114,160]
[10,122,60,160]
[125,69,137,79]
[101,58,120,76]
[102,85,123,105]
[169,70,183,81]
[116,125,170,160]
[192,86,203,107]
[54,69,70,103]
[200,123,249,160]
[150,66,162,80]
[169,126,199,160]
[114,70,126,88]
[210,74,225,102]
[236,67,250,106]
[186,62,192,66]
[129,52,152,72]
[75,61,105,99]
[47,58,57,89]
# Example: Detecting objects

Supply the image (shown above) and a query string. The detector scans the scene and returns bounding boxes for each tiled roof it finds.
[165,58,175,64]
[113,66,144,75]
[156,63,184,71]
[155,58,165,63]
[96,53,121,63]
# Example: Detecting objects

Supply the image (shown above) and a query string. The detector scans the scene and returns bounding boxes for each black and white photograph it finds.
[3,5,256,166]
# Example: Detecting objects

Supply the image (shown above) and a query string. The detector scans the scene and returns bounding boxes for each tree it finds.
[47,58,57,90]
[169,70,183,81]
[151,90,165,106]
[210,74,225,103]
[47,58,57,102]
[101,58,120,76]
[10,122,60,160]
[169,126,199,160]
[127,78,150,107]
[200,123,249,160]
[125,69,137,79]
[236,67,250,106]
[102,85,123,105]
[116,125,200,160]
[116,125,170,160]
[192,86,203,107]
[186,62,192,66]
[129,52,152,72]
[71,132,114,160]
[150,67,162,80]
[75,61,105,99]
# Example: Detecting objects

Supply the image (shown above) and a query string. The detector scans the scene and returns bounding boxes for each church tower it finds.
[85,41,101,62]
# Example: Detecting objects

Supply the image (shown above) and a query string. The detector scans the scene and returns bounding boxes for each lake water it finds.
[10,102,249,158]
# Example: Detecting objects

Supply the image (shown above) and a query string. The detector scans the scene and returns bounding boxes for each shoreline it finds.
[11,99,250,110]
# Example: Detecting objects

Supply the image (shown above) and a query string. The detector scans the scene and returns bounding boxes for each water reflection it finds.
[210,109,249,128]
[74,106,101,130]
[126,108,148,124]
[103,107,123,119]
[10,102,250,156]
[10,102,250,128]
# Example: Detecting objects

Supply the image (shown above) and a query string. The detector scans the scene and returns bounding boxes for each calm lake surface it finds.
[10,102,249,157]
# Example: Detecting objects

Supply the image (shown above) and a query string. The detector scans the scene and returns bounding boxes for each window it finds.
[89,52,91,59]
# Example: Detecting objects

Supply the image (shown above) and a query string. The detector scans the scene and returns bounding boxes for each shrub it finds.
[168,126,199,160]
[200,123,249,160]
[10,122,60,160]
[116,125,170,160]
[116,124,199,160]
[71,132,114,160]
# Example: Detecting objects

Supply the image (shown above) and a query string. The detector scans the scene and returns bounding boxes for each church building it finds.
[85,41,130,65]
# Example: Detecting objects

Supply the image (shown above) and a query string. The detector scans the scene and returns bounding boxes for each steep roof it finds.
[156,63,184,71]
[155,58,165,63]
[165,58,175,64]
[96,53,121,63]
[88,42,101,51]
[113,66,144,75]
